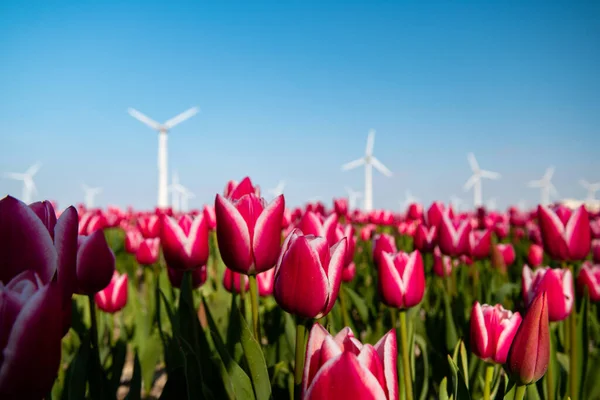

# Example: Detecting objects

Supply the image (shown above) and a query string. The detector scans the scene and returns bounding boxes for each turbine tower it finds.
[463,153,501,207]
[344,187,363,210]
[579,179,600,202]
[3,162,41,203]
[82,184,102,209]
[169,171,194,212]
[341,129,392,211]
[128,106,199,208]
[528,167,558,206]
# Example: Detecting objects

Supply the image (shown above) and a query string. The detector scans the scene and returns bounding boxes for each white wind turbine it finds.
[401,190,419,210]
[345,187,363,210]
[267,180,286,199]
[128,106,199,208]
[169,171,195,212]
[579,179,600,202]
[82,184,102,209]
[341,129,392,211]
[463,153,501,208]
[528,167,558,206]
[3,162,42,203]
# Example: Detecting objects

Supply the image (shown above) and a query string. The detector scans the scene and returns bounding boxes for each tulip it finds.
[425,201,446,228]
[577,262,600,302]
[226,176,261,201]
[372,233,397,266]
[161,214,210,271]
[470,302,522,364]
[137,214,161,238]
[406,203,423,221]
[29,200,58,240]
[168,265,207,289]
[592,239,600,264]
[494,221,510,240]
[124,228,143,254]
[554,205,572,225]
[522,265,573,322]
[302,324,397,400]
[215,193,284,275]
[438,212,472,257]
[327,223,356,267]
[432,246,455,277]
[378,250,425,310]
[469,229,492,259]
[333,198,348,216]
[273,229,346,319]
[413,224,437,253]
[507,292,550,386]
[203,205,217,230]
[496,243,515,266]
[222,267,249,293]
[537,205,591,262]
[360,224,376,241]
[526,222,542,246]
[136,238,161,266]
[95,271,128,313]
[527,244,544,267]
[342,262,356,282]
[590,218,600,239]
[257,268,275,296]
[297,211,338,241]
[76,230,116,295]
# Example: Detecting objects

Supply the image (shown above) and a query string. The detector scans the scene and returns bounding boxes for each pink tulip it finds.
[470,302,522,364]
[438,212,472,257]
[215,193,284,275]
[592,239,600,264]
[537,205,591,261]
[333,198,349,216]
[360,224,376,241]
[302,324,397,400]
[494,222,510,240]
[522,265,573,321]
[327,223,356,267]
[426,201,446,228]
[527,244,544,267]
[223,267,249,293]
[124,228,143,254]
[137,214,161,238]
[76,230,116,294]
[203,205,217,230]
[590,218,600,239]
[406,203,424,221]
[257,268,275,296]
[433,246,455,277]
[526,222,542,246]
[297,211,338,241]
[342,262,357,282]
[95,271,128,313]
[136,238,161,266]
[577,262,600,302]
[226,176,261,201]
[378,250,425,310]
[161,214,209,271]
[372,233,397,267]
[469,229,492,259]
[413,224,437,253]
[273,229,346,319]
[496,244,516,266]
[168,265,207,289]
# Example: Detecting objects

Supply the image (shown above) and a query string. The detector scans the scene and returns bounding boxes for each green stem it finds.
[483,364,494,400]
[514,384,527,400]
[239,274,247,320]
[294,318,309,400]
[249,274,262,343]
[338,284,351,327]
[566,263,578,400]
[546,324,555,400]
[399,310,414,400]
[88,295,104,400]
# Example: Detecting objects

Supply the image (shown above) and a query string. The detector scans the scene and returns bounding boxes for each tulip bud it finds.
[342,262,356,282]
[223,267,249,293]
[432,246,454,277]
[470,302,522,364]
[527,244,544,267]
[413,224,437,253]
[161,214,209,271]
[496,243,516,266]
[522,265,573,322]
[76,230,116,294]
[95,271,128,313]
[360,224,376,241]
[426,201,446,229]
[507,292,550,385]
[124,228,143,254]
[226,176,260,201]
[372,233,397,267]
[273,229,346,319]
[469,229,492,259]
[327,223,356,267]
[136,238,161,266]
[168,265,207,289]
[537,205,591,262]
[137,214,161,238]
[297,211,338,240]
[378,250,425,310]
[333,198,349,216]
[406,202,424,221]
[203,205,216,230]
[494,222,509,240]
[577,262,600,302]
[438,212,472,257]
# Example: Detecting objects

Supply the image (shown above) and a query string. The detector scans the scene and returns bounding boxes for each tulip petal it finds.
[76,230,116,294]
[303,323,331,394]
[29,201,57,239]
[564,206,591,260]
[402,251,425,308]
[253,195,284,273]
[470,302,490,360]
[215,194,253,273]
[494,312,522,364]
[54,206,79,303]
[357,345,387,399]
[374,328,398,400]
[378,251,405,308]
[320,238,347,317]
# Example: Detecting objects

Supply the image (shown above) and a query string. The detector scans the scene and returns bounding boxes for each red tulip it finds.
[433,246,455,277]
[161,214,209,271]
[124,228,143,254]
[168,265,207,289]
[76,231,116,294]
[378,250,425,310]
[223,267,249,293]
[527,244,544,267]
[95,271,128,313]
[469,229,492,259]
[537,205,591,261]
[136,238,161,266]
[215,193,284,275]
[470,302,522,364]
[507,292,549,385]
[137,214,161,238]
[302,324,397,400]
[333,198,349,216]
[577,262,600,302]
[496,244,515,266]
[406,203,424,221]
[522,265,573,322]
[592,239,600,264]
[372,233,397,266]
[438,212,472,257]
[413,224,437,253]
[554,204,572,225]
[273,229,346,319]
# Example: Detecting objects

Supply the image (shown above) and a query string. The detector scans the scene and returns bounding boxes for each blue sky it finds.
[1,0,599,211]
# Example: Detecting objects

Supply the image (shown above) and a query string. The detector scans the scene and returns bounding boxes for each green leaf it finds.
[413,334,429,400]
[109,340,127,395]
[439,377,450,400]
[447,354,471,400]
[443,293,458,352]
[343,286,369,322]
[492,372,507,400]
[573,292,589,400]
[125,352,142,400]
[239,310,272,400]
[526,383,541,400]
[67,336,91,400]
[459,341,469,390]
[140,333,163,394]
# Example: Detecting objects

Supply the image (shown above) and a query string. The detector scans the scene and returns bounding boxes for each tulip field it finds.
[2,176,600,400]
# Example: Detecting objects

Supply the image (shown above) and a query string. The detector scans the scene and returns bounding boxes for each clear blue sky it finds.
[1,0,598,211]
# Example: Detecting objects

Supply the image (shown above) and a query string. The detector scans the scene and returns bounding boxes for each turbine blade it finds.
[544,166,555,181]
[164,107,200,129]
[128,108,161,130]
[365,129,375,156]
[480,170,501,180]
[341,158,366,171]
[528,180,542,188]
[3,172,24,180]
[467,152,479,172]
[463,175,478,190]
[370,157,392,177]
[550,184,559,197]
[26,162,42,176]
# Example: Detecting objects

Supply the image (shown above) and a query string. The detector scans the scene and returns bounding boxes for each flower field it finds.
[1,176,600,400]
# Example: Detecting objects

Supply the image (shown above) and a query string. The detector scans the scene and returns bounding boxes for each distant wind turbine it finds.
[128,106,199,208]
[3,162,42,203]
[528,167,558,206]
[82,184,102,209]
[345,187,363,210]
[401,190,419,209]
[463,153,501,207]
[341,129,392,211]
[268,180,286,199]
[579,179,600,202]
[169,171,194,212]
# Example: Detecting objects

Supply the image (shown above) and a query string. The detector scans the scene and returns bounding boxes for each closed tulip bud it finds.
[360,224,376,241]
[438,212,472,257]
[378,250,425,310]
[342,262,356,282]
[496,243,516,266]
[522,265,573,322]
[433,246,455,277]
[273,229,346,319]
[168,265,207,289]
[333,198,348,216]
[592,239,600,264]
[372,233,397,267]
[95,271,128,313]
[507,292,550,385]
[215,193,284,275]
[426,201,446,228]
[161,214,209,271]
[29,201,58,240]
[470,302,522,364]
[494,222,510,240]
[327,223,356,267]
[257,268,275,296]
[526,222,542,245]
[226,176,260,201]
[125,228,143,254]
[223,267,249,293]
[414,224,437,253]
[203,205,217,230]
[302,324,397,400]
[406,202,424,221]
[76,230,116,294]
[577,262,600,302]
[137,214,161,238]
[136,238,161,266]
[298,211,338,240]
[469,229,492,259]
[537,205,591,261]
[527,244,544,267]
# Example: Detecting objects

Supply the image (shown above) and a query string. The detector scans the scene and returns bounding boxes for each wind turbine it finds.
[267,180,286,199]
[82,184,102,209]
[3,162,41,203]
[528,167,558,206]
[344,187,363,210]
[179,187,195,211]
[463,153,501,208]
[128,106,199,208]
[579,179,600,202]
[341,129,393,211]
[169,171,183,211]
[401,190,419,209]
